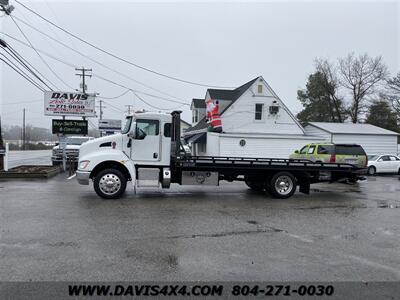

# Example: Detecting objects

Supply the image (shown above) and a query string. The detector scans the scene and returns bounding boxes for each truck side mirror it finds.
[127,122,137,139]
[294,150,299,154]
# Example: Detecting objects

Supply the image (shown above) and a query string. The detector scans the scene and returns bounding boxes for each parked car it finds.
[367,154,400,175]
[52,136,94,166]
[290,143,367,167]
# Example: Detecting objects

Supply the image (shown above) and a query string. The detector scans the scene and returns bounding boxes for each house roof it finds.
[307,122,399,135]
[191,98,206,109]
[180,119,191,127]
[184,117,207,135]
[208,77,259,102]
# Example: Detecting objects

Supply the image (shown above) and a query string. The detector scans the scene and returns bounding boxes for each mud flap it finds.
[299,179,310,194]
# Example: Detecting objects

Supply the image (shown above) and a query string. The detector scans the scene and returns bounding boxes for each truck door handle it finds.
[153,153,158,159]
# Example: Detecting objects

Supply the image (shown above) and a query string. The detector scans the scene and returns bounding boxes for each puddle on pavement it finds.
[377,202,399,209]
[247,220,258,225]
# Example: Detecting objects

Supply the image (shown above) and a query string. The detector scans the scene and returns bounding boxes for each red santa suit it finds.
[206,99,222,133]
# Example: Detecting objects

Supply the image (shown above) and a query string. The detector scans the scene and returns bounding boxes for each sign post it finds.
[4,143,9,171]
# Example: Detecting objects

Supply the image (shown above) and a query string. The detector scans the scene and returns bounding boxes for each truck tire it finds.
[245,180,264,192]
[94,168,127,199]
[269,172,297,199]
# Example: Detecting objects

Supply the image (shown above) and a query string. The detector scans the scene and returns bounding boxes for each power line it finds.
[1,33,190,107]
[2,43,55,90]
[0,57,45,91]
[98,89,131,100]
[0,32,78,68]
[93,75,189,106]
[14,0,233,89]
[132,92,186,111]
[0,52,47,90]
[101,101,124,113]
[10,15,186,102]
[9,14,74,90]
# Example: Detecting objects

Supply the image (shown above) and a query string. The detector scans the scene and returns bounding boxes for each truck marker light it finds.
[79,160,90,169]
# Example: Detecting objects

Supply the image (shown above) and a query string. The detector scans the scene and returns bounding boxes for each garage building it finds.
[304,122,399,155]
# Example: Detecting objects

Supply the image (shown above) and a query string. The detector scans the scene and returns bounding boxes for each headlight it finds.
[79,160,90,169]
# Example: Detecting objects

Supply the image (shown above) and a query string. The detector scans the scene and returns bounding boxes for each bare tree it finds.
[338,53,388,123]
[315,58,345,122]
[387,72,400,114]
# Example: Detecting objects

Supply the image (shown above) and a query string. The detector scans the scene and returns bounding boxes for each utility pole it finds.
[99,100,104,120]
[125,105,134,115]
[22,108,25,151]
[0,115,4,170]
[75,67,92,138]
[75,67,92,94]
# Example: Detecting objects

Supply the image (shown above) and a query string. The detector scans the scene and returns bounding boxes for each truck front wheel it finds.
[269,172,297,199]
[94,168,127,199]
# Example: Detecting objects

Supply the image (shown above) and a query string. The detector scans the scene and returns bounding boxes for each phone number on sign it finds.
[231,285,334,297]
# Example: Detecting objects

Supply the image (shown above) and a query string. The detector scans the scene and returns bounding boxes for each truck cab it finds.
[76,111,174,198]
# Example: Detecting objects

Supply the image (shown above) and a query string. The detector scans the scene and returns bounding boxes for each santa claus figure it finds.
[206,99,222,133]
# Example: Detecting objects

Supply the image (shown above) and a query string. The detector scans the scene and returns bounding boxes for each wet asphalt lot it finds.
[0,174,399,281]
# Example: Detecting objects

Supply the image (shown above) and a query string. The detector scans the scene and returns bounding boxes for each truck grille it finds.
[54,149,79,157]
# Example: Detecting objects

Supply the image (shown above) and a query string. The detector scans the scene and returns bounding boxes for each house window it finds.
[257,85,263,94]
[255,104,264,120]
[192,110,199,123]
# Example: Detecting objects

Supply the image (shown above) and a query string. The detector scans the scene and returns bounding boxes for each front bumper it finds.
[76,170,91,185]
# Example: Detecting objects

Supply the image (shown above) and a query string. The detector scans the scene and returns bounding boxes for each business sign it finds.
[98,119,122,131]
[44,91,96,117]
[52,119,88,135]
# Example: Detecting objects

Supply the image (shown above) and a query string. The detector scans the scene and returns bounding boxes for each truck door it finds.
[132,119,161,162]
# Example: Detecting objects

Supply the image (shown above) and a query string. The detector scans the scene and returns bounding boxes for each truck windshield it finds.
[122,116,133,134]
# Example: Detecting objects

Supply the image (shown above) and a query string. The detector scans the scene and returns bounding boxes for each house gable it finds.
[184,76,305,136]
[221,76,305,135]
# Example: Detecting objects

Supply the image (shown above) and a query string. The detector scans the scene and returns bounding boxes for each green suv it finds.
[290,143,367,167]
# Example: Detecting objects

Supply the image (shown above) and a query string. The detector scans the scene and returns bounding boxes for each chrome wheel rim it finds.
[99,173,121,195]
[274,175,293,195]
[369,167,375,175]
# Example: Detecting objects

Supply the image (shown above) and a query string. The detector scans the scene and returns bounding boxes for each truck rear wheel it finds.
[94,168,127,199]
[269,172,296,199]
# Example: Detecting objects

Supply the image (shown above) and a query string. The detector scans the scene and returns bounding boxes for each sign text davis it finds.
[44,91,96,117]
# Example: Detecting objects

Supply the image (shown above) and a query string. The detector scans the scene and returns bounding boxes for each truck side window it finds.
[318,145,333,154]
[164,123,172,138]
[136,119,159,136]
[307,146,315,154]
[299,146,308,154]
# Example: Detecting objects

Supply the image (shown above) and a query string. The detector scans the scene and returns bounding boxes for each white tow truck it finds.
[76,111,367,199]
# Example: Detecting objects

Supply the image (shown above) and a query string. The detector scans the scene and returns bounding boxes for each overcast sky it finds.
[1,0,399,130]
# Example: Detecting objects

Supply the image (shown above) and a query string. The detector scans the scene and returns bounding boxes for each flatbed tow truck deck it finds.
[76,111,367,199]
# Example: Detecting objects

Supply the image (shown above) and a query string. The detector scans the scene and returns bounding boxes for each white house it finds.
[304,122,399,155]
[184,76,400,158]
[184,76,324,158]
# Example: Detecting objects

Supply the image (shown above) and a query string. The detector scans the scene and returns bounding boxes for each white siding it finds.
[218,135,325,159]
[304,125,332,141]
[206,133,220,156]
[221,88,304,135]
[332,134,398,155]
